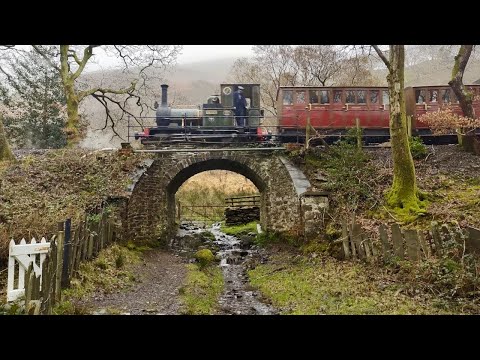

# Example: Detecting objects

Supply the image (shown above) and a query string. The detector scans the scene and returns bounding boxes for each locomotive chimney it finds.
[161,84,168,107]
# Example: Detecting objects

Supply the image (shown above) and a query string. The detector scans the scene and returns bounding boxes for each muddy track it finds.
[78,250,187,315]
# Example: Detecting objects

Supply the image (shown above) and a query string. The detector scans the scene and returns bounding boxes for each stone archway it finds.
[166,158,267,231]
[125,151,328,244]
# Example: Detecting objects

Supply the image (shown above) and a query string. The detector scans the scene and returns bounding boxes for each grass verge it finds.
[53,244,141,314]
[248,252,458,315]
[179,264,224,315]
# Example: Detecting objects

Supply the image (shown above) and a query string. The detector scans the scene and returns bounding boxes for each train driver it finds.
[233,86,247,127]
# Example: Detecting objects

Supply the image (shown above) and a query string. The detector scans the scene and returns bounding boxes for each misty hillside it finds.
[79,54,480,149]
[373,59,480,87]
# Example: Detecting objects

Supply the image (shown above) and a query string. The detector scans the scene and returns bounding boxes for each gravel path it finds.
[79,250,187,315]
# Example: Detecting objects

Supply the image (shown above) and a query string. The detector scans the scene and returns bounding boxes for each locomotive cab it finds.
[218,83,263,127]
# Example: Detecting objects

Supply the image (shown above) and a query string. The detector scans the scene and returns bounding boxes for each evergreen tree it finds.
[0,48,67,149]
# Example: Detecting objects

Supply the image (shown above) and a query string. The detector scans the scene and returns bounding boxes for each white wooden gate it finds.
[7,238,51,302]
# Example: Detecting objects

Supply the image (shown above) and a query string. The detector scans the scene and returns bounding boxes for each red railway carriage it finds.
[277,85,480,144]
[405,85,480,133]
[277,86,390,141]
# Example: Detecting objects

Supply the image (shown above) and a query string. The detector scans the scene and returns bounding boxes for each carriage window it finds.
[429,89,438,102]
[309,90,319,104]
[296,91,306,104]
[283,90,293,105]
[333,90,342,103]
[370,90,379,104]
[441,89,450,103]
[345,90,355,103]
[320,90,330,104]
[356,90,366,104]
[382,90,390,105]
[415,89,427,104]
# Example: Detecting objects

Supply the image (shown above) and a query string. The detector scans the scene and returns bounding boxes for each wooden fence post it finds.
[61,218,71,288]
[341,219,350,259]
[355,118,361,149]
[379,223,391,258]
[55,222,64,303]
[431,221,442,255]
[418,230,431,258]
[352,223,365,259]
[404,229,420,261]
[391,224,404,260]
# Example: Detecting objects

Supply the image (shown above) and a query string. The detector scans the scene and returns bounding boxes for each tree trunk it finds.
[0,114,15,161]
[64,82,80,145]
[385,45,422,214]
[449,45,475,119]
[60,45,80,147]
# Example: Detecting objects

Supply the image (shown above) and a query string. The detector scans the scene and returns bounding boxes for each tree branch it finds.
[32,45,61,72]
[71,46,95,81]
[78,79,138,101]
[372,45,391,70]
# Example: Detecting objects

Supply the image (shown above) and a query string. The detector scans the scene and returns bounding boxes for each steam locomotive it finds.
[134,83,480,145]
[134,83,267,145]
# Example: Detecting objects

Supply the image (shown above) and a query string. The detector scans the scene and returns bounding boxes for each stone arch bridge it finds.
[124,149,328,244]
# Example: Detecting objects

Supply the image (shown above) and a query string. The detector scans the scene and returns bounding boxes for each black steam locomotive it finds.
[134,83,268,144]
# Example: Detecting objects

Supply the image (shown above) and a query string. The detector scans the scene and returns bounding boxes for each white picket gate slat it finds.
[7,237,51,302]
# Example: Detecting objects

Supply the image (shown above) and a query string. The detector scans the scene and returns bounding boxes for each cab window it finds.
[429,89,439,103]
[252,85,260,107]
[283,90,293,105]
[370,90,379,104]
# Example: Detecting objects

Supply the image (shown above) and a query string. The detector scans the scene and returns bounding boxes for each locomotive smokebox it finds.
[161,84,168,107]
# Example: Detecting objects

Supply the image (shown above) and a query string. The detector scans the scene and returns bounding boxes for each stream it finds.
[174,222,277,315]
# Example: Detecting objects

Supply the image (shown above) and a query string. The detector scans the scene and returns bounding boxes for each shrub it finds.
[409,136,427,159]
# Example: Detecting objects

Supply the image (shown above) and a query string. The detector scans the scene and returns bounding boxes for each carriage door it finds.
[381,90,390,124]
[294,90,308,131]
[414,88,429,129]
[330,89,345,131]
[309,89,330,129]
[352,89,368,127]
[368,89,384,128]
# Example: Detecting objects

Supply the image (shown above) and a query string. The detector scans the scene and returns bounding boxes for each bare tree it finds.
[291,45,343,86]
[372,45,424,216]
[449,45,476,119]
[31,45,182,146]
[334,56,383,86]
